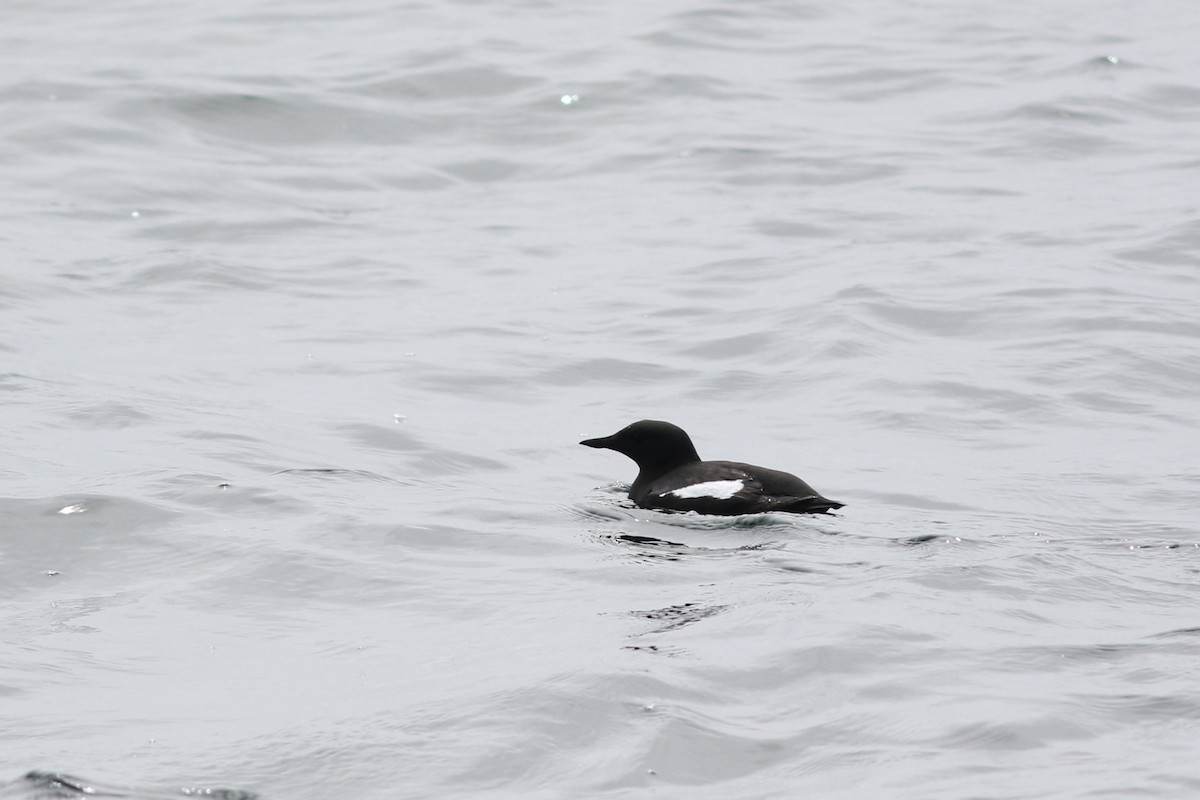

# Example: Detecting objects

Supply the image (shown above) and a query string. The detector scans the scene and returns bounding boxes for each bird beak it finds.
[579,435,614,449]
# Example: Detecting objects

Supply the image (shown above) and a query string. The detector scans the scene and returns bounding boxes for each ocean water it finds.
[2,0,1199,798]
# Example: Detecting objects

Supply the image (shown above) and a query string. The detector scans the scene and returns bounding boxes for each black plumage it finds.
[580,420,843,516]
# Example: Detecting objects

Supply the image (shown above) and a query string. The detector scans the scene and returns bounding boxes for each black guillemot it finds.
[580,420,843,516]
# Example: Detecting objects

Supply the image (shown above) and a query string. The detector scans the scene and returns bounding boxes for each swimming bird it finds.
[580,420,843,516]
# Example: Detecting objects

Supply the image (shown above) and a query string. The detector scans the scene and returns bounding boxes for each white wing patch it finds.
[663,480,745,500]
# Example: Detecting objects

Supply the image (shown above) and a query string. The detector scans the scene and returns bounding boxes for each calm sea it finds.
[2,1,1198,798]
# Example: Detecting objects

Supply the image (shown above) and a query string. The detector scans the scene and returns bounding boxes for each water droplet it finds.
[560,94,579,105]
[57,503,86,515]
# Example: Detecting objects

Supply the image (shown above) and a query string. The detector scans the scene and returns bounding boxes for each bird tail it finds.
[783,496,844,514]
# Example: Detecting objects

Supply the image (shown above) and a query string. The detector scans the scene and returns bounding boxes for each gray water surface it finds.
[2,1,1199,798]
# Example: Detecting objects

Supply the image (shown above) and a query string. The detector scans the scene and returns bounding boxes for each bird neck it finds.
[630,446,700,490]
